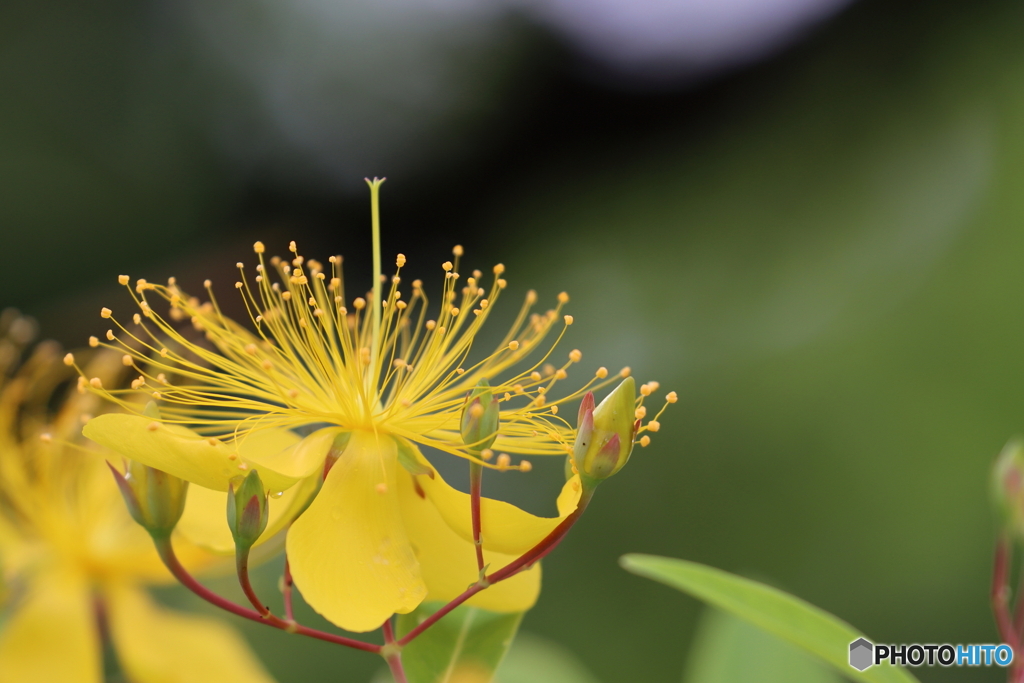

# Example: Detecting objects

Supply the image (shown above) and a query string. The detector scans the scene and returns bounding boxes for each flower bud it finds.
[227,469,269,550]
[108,459,189,539]
[573,377,637,485]
[993,438,1024,538]
[461,379,499,453]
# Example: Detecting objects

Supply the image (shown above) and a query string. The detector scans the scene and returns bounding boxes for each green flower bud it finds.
[993,438,1024,538]
[573,377,637,486]
[461,379,499,453]
[108,460,189,539]
[227,469,269,550]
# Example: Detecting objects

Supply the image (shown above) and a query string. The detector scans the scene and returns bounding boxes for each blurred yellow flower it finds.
[0,322,275,683]
[78,180,668,633]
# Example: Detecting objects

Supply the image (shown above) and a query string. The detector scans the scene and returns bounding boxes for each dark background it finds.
[4,0,1023,680]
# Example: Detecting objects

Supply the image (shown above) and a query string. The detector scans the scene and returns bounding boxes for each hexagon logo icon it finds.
[849,638,874,671]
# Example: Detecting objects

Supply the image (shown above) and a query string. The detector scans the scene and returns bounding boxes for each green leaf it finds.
[620,554,919,683]
[395,602,524,683]
[684,608,843,683]
[496,633,601,683]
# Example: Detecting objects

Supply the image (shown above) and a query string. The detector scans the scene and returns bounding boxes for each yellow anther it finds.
[481,448,494,461]
[647,381,661,392]
[453,245,464,257]
[442,261,453,272]
[289,240,298,253]
[245,344,258,355]
[456,367,465,374]
[640,384,652,396]
[122,354,133,367]
[558,292,569,303]
[543,364,555,377]
[493,263,505,275]
[89,336,99,347]
[555,369,567,380]
[635,406,647,419]
[550,405,559,415]
[63,352,75,366]
[497,279,507,288]
[526,290,537,304]
[144,421,161,432]
[503,392,511,401]
[426,320,437,331]
[666,391,678,403]
[569,349,582,362]
[100,307,112,318]
[640,435,651,447]
[519,460,533,473]
[508,341,520,351]
[530,371,542,382]
[77,377,87,393]
[151,391,161,399]
[316,272,326,280]
[563,315,574,325]
[118,274,129,285]
[354,297,366,310]
[133,313,141,325]
[496,453,511,470]
[620,366,632,378]
[254,241,265,253]
[375,482,388,494]
[105,330,115,341]
[235,282,243,289]
[450,307,460,317]
[397,301,407,310]
[397,254,406,267]
[647,420,661,432]
[89,377,103,389]
[261,360,273,370]
[288,389,299,399]
[156,373,167,383]
[203,279,212,288]
[282,291,292,301]
[470,403,484,419]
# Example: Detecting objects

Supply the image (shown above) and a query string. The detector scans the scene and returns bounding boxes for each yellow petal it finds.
[396,469,540,613]
[176,475,320,555]
[287,431,426,632]
[105,584,275,683]
[83,414,299,492]
[0,570,100,683]
[419,468,583,556]
[241,427,343,479]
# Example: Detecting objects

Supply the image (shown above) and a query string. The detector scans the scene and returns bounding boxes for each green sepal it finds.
[395,602,523,683]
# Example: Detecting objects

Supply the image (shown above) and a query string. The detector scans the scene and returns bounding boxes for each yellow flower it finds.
[0,329,275,683]
[80,181,670,632]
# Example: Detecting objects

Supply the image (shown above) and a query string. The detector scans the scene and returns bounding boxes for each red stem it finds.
[283,555,296,622]
[397,488,594,647]
[237,550,271,617]
[381,619,407,682]
[154,537,381,654]
[470,462,485,573]
[991,536,1015,659]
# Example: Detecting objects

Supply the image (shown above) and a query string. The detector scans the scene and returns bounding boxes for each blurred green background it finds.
[5,0,1024,680]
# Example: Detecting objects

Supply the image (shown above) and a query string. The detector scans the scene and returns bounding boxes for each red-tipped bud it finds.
[572,377,636,486]
[227,469,269,550]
